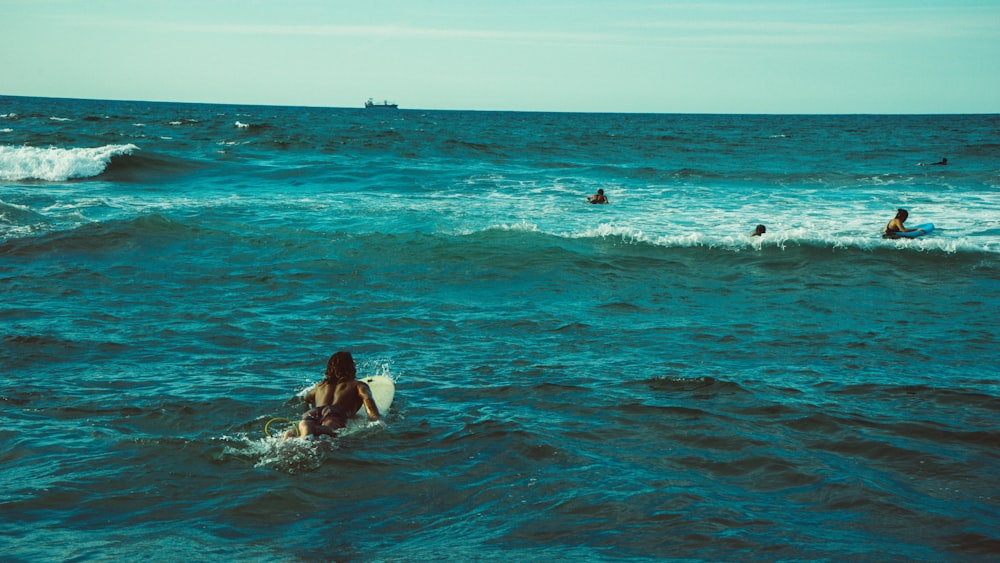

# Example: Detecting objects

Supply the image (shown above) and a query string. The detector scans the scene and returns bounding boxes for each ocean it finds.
[1,95,998,562]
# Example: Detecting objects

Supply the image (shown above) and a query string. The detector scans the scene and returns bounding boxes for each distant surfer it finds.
[750,224,766,237]
[882,208,924,239]
[919,157,947,166]
[587,189,609,204]
[284,351,381,440]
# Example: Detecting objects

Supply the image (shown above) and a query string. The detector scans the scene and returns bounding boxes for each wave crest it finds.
[465,222,998,257]
[0,144,138,181]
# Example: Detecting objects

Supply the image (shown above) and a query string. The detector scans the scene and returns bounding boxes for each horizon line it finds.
[2,93,997,117]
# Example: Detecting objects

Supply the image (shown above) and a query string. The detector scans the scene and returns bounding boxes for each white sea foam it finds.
[0,144,138,181]
[467,214,997,254]
[488,221,541,233]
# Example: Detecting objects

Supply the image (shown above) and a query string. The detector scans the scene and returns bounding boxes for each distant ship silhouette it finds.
[365,98,398,109]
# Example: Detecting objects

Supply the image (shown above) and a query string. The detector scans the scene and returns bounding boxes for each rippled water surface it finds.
[2,97,998,561]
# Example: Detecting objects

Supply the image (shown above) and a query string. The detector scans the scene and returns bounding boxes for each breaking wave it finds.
[0,144,138,181]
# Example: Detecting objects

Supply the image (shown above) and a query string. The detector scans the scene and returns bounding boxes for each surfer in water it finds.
[751,224,766,237]
[587,189,609,204]
[284,351,381,439]
[883,208,924,239]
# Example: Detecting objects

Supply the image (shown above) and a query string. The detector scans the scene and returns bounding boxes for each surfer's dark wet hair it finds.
[895,208,909,220]
[325,351,357,382]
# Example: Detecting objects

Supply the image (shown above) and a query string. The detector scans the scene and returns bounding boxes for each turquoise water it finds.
[2,96,999,561]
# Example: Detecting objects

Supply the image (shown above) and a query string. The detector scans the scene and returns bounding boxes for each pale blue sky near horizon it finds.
[3,0,999,114]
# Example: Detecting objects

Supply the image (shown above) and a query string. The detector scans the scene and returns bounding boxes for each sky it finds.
[3,0,999,114]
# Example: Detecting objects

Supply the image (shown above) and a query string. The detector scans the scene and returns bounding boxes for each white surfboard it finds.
[358,375,395,415]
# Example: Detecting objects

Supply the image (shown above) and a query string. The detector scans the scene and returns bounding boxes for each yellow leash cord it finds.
[264,417,299,438]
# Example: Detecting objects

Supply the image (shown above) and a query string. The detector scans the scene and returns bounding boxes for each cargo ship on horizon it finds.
[365,98,398,109]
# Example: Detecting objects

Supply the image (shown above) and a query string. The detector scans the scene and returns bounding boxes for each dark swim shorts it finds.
[304,405,349,427]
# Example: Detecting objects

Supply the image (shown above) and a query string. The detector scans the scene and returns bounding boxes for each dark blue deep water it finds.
[2,96,999,561]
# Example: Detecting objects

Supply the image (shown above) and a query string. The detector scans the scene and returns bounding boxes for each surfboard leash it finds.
[264,417,299,438]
